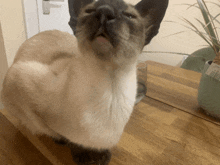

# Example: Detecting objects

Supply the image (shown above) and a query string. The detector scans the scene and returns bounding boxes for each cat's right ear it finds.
[70,0,93,17]
[135,0,169,45]
[68,0,93,34]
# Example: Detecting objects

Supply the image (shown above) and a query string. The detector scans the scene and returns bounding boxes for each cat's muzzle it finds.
[90,5,117,46]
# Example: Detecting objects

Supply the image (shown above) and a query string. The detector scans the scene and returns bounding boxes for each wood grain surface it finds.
[1,61,220,165]
[138,61,220,125]
[0,113,52,165]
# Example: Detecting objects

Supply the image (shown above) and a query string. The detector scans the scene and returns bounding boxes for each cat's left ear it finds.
[135,0,169,45]
[68,0,93,34]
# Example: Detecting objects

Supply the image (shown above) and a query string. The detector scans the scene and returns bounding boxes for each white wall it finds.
[22,0,220,66]
[1,0,219,108]
[137,0,220,66]
[0,0,27,109]
[0,22,8,109]
[1,0,220,67]
[123,0,220,66]
[0,0,27,67]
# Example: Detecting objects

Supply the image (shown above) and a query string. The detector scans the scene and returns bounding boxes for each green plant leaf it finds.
[201,1,220,42]
[165,0,220,56]
[197,0,219,52]
[180,2,220,25]
[195,18,220,44]
[176,3,199,10]
[207,1,220,8]
[212,13,220,25]
[163,31,187,38]
[180,17,213,49]
[143,51,190,56]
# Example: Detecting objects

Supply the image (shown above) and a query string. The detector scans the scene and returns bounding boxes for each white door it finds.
[23,0,141,39]
[23,0,72,39]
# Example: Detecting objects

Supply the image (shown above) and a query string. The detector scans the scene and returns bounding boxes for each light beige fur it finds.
[1,30,138,149]
[1,0,169,151]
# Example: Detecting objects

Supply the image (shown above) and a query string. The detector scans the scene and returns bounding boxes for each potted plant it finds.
[183,0,220,119]
[144,0,220,118]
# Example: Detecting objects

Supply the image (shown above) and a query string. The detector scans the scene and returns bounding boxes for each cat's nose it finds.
[96,5,115,24]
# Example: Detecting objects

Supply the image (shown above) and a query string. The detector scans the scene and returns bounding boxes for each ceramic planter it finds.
[198,61,220,119]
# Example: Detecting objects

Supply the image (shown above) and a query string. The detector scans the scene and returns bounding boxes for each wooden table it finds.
[1,61,220,165]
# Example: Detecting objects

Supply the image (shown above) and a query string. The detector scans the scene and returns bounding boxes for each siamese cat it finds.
[1,0,168,164]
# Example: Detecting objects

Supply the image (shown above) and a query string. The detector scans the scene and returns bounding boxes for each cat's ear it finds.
[135,0,169,45]
[71,0,93,17]
[68,0,93,34]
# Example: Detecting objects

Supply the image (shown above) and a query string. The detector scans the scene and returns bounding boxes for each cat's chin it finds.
[91,36,113,54]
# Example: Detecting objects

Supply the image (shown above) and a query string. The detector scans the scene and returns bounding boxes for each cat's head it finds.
[69,0,168,63]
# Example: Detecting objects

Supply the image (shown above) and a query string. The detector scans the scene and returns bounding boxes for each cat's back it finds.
[2,30,81,97]
[1,30,81,116]
[14,30,78,64]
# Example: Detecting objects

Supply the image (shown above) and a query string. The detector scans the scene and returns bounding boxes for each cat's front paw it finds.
[135,81,147,104]
[52,137,69,146]
[70,146,111,165]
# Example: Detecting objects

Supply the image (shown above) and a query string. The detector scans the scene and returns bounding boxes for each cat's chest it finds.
[81,69,137,132]
[66,74,137,149]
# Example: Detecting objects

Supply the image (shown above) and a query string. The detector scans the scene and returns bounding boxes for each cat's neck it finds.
[77,40,138,77]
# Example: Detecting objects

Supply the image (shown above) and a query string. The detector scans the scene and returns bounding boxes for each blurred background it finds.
[1,0,220,108]
[1,0,220,66]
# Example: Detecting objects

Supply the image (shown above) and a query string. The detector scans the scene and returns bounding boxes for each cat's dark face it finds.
[71,0,169,62]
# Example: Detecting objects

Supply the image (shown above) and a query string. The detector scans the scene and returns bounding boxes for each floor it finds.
[0,61,220,165]
[1,98,220,165]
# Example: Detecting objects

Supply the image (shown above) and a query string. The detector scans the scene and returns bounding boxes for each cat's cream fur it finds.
[1,30,137,149]
[1,0,169,153]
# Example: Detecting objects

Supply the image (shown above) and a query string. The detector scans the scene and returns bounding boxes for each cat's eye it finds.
[122,12,137,19]
[85,8,96,14]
